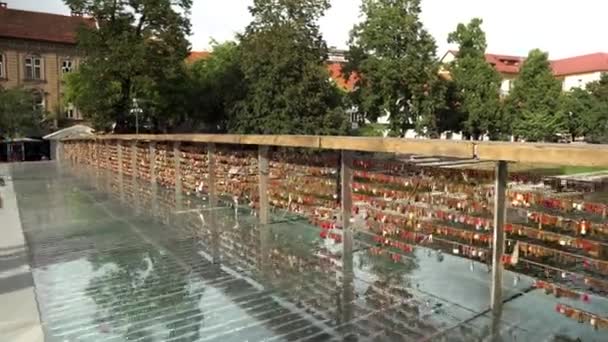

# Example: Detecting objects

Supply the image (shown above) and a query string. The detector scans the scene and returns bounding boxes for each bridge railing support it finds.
[491,160,508,333]
[340,150,354,326]
[173,141,182,212]
[258,146,269,225]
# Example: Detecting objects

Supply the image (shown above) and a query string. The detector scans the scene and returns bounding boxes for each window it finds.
[0,53,5,78]
[62,59,73,74]
[32,90,45,111]
[25,55,42,80]
[65,103,76,119]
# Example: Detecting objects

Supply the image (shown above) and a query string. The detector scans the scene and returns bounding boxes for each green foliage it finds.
[346,0,444,137]
[230,0,348,135]
[63,70,121,130]
[583,73,608,143]
[435,78,465,134]
[447,19,503,140]
[448,18,487,59]
[559,87,600,138]
[506,49,565,141]
[355,123,388,137]
[0,88,43,138]
[63,0,192,132]
[188,41,244,132]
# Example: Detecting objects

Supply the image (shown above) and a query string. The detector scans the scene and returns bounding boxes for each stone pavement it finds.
[0,164,44,342]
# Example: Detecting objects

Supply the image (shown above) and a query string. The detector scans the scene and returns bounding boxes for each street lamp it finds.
[131,98,143,135]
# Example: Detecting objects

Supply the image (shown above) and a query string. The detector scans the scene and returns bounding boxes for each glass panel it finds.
[11,143,608,341]
[34,66,41,79]
[25,65,33,79]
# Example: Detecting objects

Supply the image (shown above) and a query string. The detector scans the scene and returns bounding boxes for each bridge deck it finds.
[1,162,607,341]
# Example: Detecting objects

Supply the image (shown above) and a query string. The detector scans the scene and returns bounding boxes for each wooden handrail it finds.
[62,134,608,167]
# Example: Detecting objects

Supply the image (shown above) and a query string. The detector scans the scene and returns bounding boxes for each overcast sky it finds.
[12,0,608,58]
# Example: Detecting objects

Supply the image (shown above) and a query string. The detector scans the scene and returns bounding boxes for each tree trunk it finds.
[114,79,132,133]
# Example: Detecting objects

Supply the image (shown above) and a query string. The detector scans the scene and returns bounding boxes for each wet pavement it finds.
[2,162,607,341]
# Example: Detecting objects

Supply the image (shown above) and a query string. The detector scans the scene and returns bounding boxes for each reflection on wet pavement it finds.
[9,162,608,341]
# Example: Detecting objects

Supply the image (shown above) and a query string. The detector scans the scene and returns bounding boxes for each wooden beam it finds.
[491,161,508,315]
[321,136,475,158]
[258,146,270,225]
[476,141,608,167]
[63,134,608,167]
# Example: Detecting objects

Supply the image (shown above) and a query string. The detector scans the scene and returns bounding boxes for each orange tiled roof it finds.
[0,7,94,44]
[186,51,211,64]
[327,62,358,91]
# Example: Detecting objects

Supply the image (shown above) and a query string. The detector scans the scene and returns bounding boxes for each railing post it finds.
[174,141,182,212]
[207,143,220,263]
[149,142,158,218]
[491,161,508,317]
[91,141,99,190]
[258,146,269,225]
[341,150,354,326]
[104,140,111,193]
[131,141,139,215]
[118,141,124,202]
[149,142,157,186]
[207,143,217,207]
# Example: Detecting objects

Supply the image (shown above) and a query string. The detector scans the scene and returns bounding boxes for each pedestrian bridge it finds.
[1,134,608,341]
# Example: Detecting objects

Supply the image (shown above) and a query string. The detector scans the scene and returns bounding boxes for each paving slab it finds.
[0,164,44,342]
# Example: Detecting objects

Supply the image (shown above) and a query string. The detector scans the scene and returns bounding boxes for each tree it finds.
[0,88,43,138]
[346,0,444,137]
[63,0,192,132]
[447,19,503,140]
[505,49,565,141]
[583,73,608,143]
[559,87,599,139]
[230,0,349,135]
[188,41,244,133]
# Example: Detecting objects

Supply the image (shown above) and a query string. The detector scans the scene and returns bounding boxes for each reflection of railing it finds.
[60,134,608,337]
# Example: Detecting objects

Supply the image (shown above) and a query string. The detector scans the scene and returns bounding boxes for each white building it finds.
[553,53,608,91]
[441,51,608,93]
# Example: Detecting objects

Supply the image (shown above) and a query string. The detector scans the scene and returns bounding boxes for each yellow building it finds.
[0,3,94,128]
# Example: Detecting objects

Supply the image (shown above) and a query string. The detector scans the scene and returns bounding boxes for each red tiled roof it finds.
[186,51,211,64]
[327,62,358,91]
[484,53,525,74]
[0,7,95,44]
[449,49,608,77]
[551,53,608,77]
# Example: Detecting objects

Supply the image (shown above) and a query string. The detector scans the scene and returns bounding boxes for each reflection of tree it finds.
[360,248,419,288]
[86,245,203,341]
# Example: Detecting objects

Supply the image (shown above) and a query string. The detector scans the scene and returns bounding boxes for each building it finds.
[186,51,210,64]
[0,3,94,127]
[327,48,358,92]
[553,53,608,91]
[440,50,608,93]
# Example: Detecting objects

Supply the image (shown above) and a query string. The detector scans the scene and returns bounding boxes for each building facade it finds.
[0,3,94,128]
[441,50,608,93]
